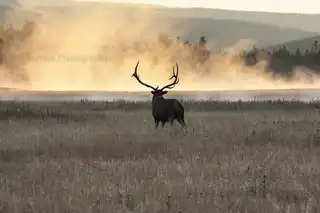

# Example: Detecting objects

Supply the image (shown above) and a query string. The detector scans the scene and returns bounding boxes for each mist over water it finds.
[1,90,320,102]
[1,1,320,102]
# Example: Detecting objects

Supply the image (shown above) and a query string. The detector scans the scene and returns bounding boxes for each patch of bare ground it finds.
[0,101,319,212]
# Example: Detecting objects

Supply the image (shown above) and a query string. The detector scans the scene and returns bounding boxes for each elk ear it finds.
[162,91,168,95]
[151,91,155,95]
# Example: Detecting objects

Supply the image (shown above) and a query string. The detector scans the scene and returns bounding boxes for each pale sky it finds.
[74,0,320,14]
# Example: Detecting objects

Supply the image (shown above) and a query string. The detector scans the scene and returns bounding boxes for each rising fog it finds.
[1,1,320,92]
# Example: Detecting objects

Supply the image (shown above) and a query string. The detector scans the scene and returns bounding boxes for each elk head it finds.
[131,61,180,99]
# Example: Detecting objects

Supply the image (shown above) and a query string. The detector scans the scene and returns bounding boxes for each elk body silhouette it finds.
[132,61,186,128]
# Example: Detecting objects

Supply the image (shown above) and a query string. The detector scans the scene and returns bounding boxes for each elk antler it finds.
[132,61,158,90]
[160,63,179,90]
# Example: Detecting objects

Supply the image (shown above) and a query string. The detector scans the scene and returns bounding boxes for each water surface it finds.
[0,89,319,102]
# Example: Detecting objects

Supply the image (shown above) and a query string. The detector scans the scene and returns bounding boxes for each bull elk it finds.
[132,61,186,128]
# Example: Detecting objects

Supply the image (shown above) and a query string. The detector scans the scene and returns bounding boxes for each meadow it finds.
[0,100,319,212]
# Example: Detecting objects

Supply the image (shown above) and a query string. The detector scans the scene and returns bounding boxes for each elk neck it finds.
[152,95,165,103]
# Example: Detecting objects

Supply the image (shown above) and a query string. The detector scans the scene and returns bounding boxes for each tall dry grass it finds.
[0,101,318,212]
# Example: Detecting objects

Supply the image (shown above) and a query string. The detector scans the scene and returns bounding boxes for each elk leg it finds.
[170,118,174,126]
[154,119,159,129]
[177,118,186,127]
[161,120,166,127]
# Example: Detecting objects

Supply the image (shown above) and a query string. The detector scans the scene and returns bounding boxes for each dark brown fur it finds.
[132,61,186,128]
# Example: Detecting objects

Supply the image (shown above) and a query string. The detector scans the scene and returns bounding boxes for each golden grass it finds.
[0,101,319,212]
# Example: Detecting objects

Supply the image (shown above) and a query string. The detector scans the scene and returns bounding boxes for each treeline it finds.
[0,20,319,80]
[0,20,38,82]
[241,41,320,78]
[157,34,320,78]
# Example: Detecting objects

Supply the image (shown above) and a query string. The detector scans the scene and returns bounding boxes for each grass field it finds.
[0,100,319,212]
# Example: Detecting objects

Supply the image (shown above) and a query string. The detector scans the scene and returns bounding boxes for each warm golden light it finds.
[1,3,320,92]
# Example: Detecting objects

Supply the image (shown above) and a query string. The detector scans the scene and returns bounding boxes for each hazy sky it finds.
[74,0,320,14]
